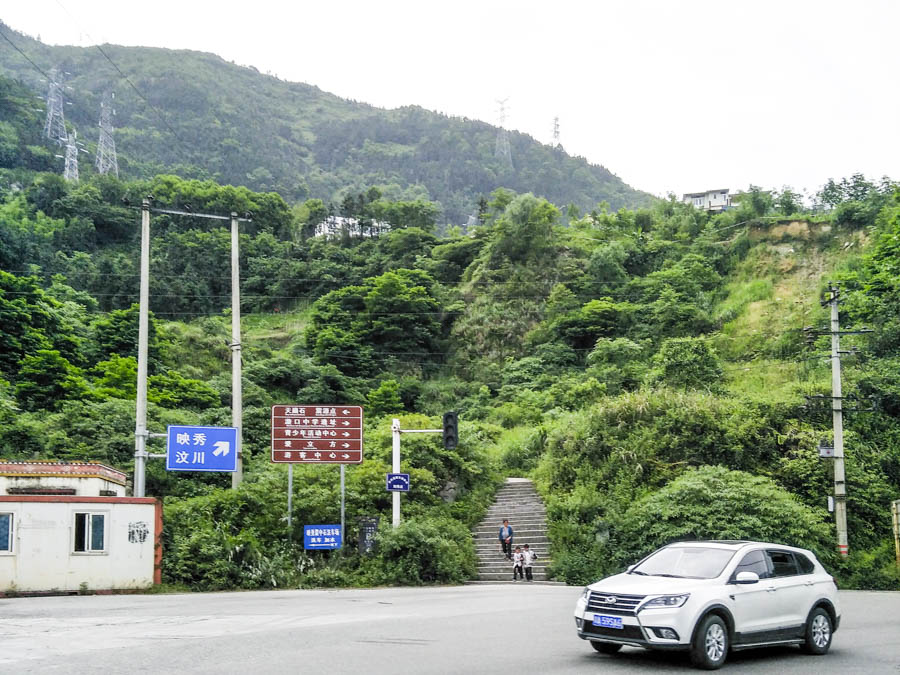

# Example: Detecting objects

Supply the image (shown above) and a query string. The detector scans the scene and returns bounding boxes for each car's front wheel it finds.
[690,614,728,670]
[590,641,622,655]
[800,607,833,655]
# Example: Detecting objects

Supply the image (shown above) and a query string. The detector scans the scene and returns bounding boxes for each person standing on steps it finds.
[512,546,525,581]
[522,543,538,582]
[499,519,514,560]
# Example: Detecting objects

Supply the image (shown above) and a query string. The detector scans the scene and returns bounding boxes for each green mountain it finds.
[0,22,652,223]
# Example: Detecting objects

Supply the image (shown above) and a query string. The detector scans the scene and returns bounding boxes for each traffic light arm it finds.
[392,414,460,529]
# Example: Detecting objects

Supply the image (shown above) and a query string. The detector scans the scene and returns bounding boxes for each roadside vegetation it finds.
[2,70,899,590]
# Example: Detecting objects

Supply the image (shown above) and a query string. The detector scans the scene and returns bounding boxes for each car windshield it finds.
[631,546,735,579]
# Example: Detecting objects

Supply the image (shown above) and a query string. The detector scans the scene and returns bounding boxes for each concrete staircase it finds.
[473,478,551,582]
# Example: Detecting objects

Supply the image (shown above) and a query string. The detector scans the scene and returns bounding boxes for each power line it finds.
[0,25,52,80]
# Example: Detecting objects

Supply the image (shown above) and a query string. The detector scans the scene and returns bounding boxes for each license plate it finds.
[592,614,623,629]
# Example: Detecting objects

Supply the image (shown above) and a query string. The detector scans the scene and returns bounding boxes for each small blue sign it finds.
[386,473,410,492]
[304,524,342,550]
[166,425,238,472]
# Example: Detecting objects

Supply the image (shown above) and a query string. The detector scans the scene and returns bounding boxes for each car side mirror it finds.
[734,571,760,585]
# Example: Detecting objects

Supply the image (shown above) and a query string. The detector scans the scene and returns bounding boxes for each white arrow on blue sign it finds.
[386,473,410,492]
[166,425,238,472]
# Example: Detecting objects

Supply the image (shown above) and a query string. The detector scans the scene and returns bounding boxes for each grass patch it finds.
[243,310,309,348]
[722,358,809,400]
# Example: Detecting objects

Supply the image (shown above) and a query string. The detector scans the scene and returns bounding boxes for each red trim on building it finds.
[0,460,127,485]
[0,496,157,504]
[154,499,163,585]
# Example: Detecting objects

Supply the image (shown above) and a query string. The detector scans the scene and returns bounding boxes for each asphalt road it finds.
[0,586,898,674]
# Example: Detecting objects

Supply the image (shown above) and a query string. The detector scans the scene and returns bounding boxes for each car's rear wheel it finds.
[800,607,833,655]
[590,641,622,655]
[690,614,728,670]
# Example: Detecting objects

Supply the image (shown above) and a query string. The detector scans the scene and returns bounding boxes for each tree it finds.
[775,186,802,215]
[746,185,773,217]
[0,271,83,378]
[15,349,89,411]
[91,304,163,372]
[652,336,723,391]
[367,379,404,417]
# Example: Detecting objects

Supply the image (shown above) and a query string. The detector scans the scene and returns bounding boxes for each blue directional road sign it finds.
[166,425,238,472]
[304,524,342,550]
[386,473,410,492]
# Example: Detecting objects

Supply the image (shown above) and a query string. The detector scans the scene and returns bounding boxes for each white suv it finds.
[573,540,840,669]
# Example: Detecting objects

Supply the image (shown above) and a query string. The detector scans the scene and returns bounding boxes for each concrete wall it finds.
[0,496,161,593]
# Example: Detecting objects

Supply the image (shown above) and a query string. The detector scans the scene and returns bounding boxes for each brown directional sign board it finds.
[271,405,364,464]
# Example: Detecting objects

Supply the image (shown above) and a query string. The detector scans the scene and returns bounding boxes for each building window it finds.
[74,512,106,552]
[0,513,12,552]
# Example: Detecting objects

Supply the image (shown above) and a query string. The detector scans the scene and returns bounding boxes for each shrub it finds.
[367,515,476,585]
[610,466,834,570]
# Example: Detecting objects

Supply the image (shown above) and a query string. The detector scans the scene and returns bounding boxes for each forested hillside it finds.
[0,23,650,224]
[2,65,899,591]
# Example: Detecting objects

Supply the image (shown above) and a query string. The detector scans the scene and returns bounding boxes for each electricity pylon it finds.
[95,90,119,177]
[43,68,67,144]
[494,98,512,171]
[63,130,79,182]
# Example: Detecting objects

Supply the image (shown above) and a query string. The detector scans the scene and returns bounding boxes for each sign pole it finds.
[287,463,293,539]
[892,499,900,568]
[133,198,151,498]
[340,465,345,541]
[392,418,401,528]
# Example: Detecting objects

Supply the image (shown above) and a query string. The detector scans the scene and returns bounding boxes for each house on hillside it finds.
[683,188,732,213]
[0,461,160,594]
[314,216,392,239]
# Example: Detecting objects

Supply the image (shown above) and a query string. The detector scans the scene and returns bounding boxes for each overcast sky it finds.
[3,0,899,199]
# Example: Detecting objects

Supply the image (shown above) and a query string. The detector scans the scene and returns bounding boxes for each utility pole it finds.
[133,198,151,497]
[827,283,848,558]
[131,205,251,495]
[230,212,243,489]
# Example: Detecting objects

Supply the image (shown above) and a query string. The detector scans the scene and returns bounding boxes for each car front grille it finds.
[587,591,646,615]
[583,623,645,640]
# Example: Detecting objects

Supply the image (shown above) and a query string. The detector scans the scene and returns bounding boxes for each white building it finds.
[683,188,732,213]
[0,461,160,594]
[314,215,391,239]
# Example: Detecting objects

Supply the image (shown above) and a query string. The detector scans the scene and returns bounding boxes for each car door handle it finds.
[766,586,777,593]
[805,581,814,586]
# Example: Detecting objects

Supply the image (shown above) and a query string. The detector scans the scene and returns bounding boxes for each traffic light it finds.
[442,411,459,450]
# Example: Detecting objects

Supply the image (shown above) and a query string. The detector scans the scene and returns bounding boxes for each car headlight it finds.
[641,594,690,609]
[580,586,591,601]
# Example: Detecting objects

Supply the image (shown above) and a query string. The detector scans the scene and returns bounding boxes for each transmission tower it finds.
[552,116,561,148]
[43,68,67,144]
[494,98,513,171]
[95,91,119,177]
[63,130,80,182]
